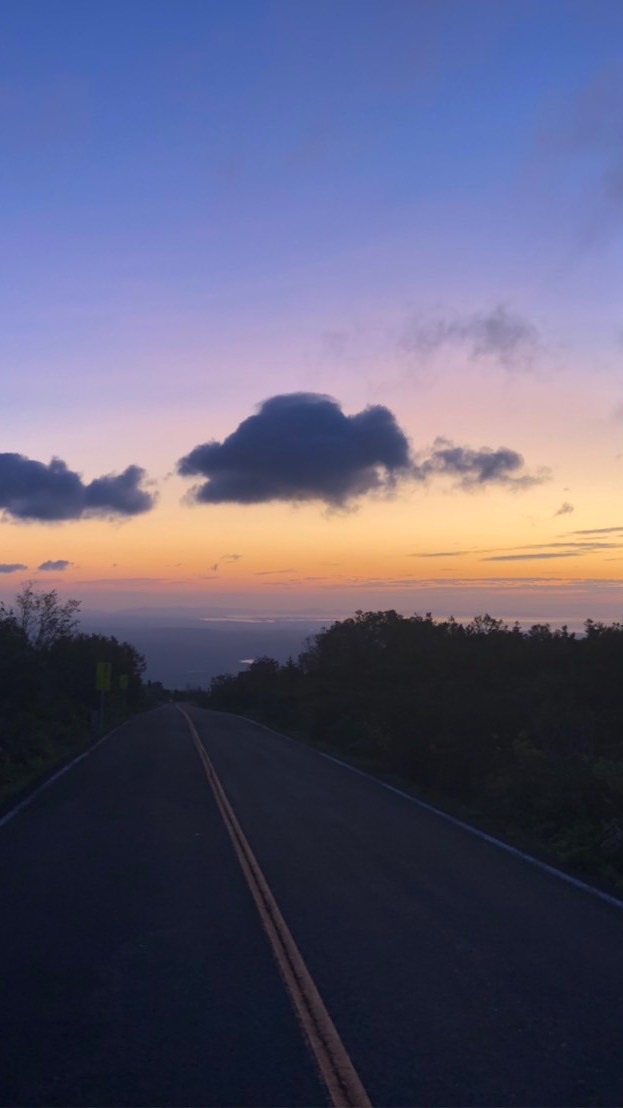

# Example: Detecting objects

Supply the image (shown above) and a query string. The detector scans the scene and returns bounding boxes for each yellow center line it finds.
[177,706,372,1108]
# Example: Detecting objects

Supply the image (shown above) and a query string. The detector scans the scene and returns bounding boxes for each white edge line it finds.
[207,707,623,913]
[0,720,128,830]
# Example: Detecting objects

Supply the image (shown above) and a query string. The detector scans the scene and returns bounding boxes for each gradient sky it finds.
[2,0,623,626]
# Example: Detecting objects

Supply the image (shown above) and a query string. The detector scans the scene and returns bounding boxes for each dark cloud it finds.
[38,559,72,571]
[0,563,27,573]
[414,439,547,490]
[85,465,154,517]
[402,304,540,370]
[0,454,155,522]
[178,393,412,507]
[554,501,574,516]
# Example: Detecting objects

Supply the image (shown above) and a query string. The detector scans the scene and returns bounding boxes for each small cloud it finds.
[209,554,241,572]
[178,392,412,507]
[414,550,473,558]
[38,559,73,571]
[255,568,295,576]
[413,438,548,490]
[554,501,574,516]
[402,304,540,370]
[0,563,27,573]
[0,454,156,522]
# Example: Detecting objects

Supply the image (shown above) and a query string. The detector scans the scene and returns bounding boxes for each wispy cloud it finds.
[482,540,623,561]
[255,568,295,576]
[416,539,622,562]
[483,552,584,562]
[0,563,27,573]
[413,439,548,490]
[401,304,540,370]
[414,550,474,558]
[38,559,73,571]
[210,552,243,572]
[545,63,623,240]
[554,501,574,516]
[566,525,623,536]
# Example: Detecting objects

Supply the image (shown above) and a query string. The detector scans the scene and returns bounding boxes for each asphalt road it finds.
[2,704,623,1107]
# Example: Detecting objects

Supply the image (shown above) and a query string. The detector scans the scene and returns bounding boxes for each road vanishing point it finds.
[1,704,622,1107]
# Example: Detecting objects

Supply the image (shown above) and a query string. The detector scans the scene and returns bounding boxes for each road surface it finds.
[1,704,622,1106]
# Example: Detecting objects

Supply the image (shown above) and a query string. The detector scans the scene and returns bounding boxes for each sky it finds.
[1,0,623,628]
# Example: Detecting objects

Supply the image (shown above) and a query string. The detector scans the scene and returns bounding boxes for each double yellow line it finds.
[178,707,371,1108]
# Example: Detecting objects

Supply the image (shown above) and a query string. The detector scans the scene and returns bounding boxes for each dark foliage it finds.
[199,609,623,885]
[0,585,146,801]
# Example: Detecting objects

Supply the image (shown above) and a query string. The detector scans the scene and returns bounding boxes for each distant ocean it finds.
[80,615,333,689]
[79,610,593,690]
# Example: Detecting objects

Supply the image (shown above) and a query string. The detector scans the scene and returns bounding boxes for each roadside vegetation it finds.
[188,609,623,888]
[0,584,150,806]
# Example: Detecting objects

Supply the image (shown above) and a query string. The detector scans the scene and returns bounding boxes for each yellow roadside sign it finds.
[119,674,129,690]
[96,662,112,691]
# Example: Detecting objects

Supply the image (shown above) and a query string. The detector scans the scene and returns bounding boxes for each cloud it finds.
[38,559,72,571]
[413,439,548,490]
[483,552,583,562]
[85,465,154,517]
[481,539,623,562]
[255,568,295,575]
[210,553,242,572]
[178,393,412,507]
[548,64,623,236]
[566,526,623,536]
[416,539,620,562]
[554,501,574,516]
[401,304,540,370]
[0,454,156,522]
[534,541,621,550]
[0,563,27,573]
[414,550,473,558]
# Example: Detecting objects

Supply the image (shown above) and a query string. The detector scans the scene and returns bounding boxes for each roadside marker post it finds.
[119,673,129,712]
[95,661,112,733]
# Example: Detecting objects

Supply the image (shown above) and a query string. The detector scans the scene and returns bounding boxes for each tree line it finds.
[195,609,623,886]
[0,584,148,803]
